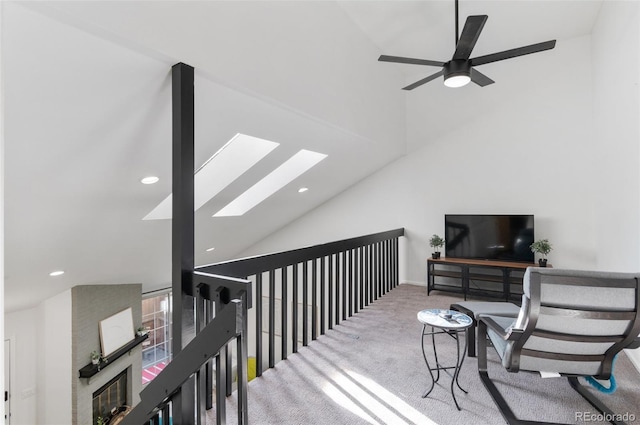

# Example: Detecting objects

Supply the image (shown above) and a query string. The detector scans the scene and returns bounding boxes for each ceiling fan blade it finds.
[378,55,445,67]
[452,15,488,60]
[470,68,494,87]
[470,40,556,67]
[402,70,444,90]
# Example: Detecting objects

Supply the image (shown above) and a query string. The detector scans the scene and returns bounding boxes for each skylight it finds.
[143,133,279,220]
[213,149,327,217]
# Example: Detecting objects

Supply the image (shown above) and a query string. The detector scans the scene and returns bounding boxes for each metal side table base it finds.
[418,309,472,411]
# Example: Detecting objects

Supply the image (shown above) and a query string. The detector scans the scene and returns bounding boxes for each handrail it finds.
[197,228,404,277]
[121,298,248,425]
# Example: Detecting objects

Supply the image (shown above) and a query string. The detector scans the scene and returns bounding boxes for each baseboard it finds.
[401,280,425,287]
[624,347,640,374]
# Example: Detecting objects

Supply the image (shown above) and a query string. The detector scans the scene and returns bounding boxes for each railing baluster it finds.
[358,246,363,310]
[335,253,340,325]
[342,251,347,321]
[375,242,381,300]
[395,237,399,287]
[320,257,326,335]
[281,267,288,360]
[348,249,353,317]
[215,335,226,424]
[328,254,334,330]
[256,273,263,377]
[205,300,213,410]
[225,344,232,396]
[362,246,371,307]
[388,240,392,291]
[293,263,299,353]
[303,261,309,346]
[269,269,276,368]
[312,259,318,340]
[237,296,249,425]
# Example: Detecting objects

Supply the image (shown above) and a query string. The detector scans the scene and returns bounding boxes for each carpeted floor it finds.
[210,284,640,425]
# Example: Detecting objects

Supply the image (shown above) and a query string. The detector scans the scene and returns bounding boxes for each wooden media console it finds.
[427,257,542,301]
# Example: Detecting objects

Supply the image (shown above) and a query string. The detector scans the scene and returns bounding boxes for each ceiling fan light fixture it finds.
[444,74,471,88]
[443,60,471,88]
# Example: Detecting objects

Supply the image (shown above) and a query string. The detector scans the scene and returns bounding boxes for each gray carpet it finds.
[210,284,640,425]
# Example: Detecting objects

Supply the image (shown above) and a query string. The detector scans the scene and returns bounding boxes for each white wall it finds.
[1,1,6,422]
[4,308,38,425]
[5,290,72,425]
[591,0,640,371]
[591,1,640,271]
[37,289,72,425]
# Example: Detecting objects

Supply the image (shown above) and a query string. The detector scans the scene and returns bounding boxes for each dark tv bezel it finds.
[444,214,535,263]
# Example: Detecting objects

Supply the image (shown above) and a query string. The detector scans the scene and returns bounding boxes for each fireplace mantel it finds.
[79,334,148,379]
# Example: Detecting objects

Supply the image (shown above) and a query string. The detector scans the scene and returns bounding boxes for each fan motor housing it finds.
[444,60,471,80]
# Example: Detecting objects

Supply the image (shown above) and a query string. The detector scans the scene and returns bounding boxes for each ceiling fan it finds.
[378,0,556,90]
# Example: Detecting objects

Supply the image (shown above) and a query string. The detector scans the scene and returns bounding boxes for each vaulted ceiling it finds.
[3,1,603,312]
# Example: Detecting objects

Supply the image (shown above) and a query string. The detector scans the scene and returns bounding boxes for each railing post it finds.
[171,61,196,425]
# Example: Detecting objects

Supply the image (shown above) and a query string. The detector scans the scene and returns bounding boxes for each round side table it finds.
[417,308,473,410]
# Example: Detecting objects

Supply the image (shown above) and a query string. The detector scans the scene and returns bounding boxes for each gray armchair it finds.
[478,267,640,425]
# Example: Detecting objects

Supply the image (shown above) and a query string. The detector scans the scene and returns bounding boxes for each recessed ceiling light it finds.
[214,149,327,217]
[49,270,65,277]
[143,133,279,220]
[206,247,215,252]
[298,187,309,193]
[141,176,160,185]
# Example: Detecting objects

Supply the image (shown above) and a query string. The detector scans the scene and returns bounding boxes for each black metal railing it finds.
[123,228,403,425]
[196,228,404,379]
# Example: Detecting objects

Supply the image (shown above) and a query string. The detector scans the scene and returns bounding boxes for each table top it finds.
[417,309,473,330]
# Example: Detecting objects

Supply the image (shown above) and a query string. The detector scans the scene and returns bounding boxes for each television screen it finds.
[444,214,534,262]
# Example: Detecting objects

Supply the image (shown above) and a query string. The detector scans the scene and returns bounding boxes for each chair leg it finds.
[450,304,477,357]
[477,320,521,425]
[568,377,629,425]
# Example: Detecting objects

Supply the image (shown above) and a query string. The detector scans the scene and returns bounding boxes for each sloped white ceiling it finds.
[2,0,601,312]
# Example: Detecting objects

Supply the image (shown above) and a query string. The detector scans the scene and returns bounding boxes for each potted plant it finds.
[96,416,106,425]
[136,326,148,337]
[429,234,445,259]
[91,350,101,365]
[530,239,552,267]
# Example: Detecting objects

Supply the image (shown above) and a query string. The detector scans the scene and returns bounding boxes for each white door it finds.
[4,339,10,425]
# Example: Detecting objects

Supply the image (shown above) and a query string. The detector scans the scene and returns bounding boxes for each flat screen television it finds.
[444,214,534,263]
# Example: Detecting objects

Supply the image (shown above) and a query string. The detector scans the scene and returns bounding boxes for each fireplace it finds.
[92,370,127,424]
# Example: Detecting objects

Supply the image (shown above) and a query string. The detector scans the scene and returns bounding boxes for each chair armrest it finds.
[478,314,523,341]
[627,338,640,349]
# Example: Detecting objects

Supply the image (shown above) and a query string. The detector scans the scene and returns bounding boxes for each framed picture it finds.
[99,307,134,357]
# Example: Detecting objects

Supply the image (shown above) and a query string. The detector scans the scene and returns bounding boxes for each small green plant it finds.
[91,350,101,363]
[429,234,445,252]
[96,416,106,425]
[530,239,552,258]
[136,325,148,336]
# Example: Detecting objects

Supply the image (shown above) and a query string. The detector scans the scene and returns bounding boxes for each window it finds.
[141,291,172,385]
